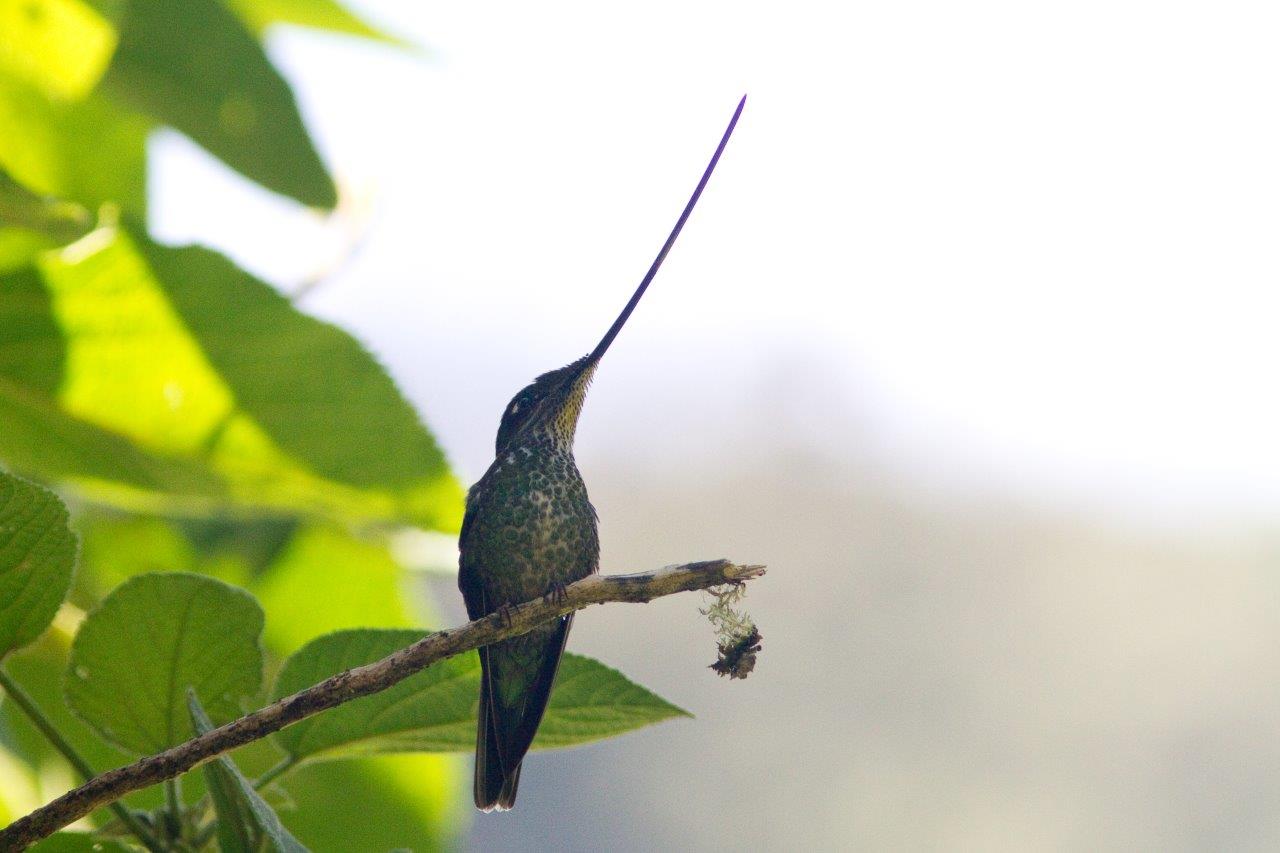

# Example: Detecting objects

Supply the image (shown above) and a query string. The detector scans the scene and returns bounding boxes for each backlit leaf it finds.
[0,227,463,531]
[225,0,404,44]
[0,76,148,215]
[0,0,117,99]
[102,0,335,207]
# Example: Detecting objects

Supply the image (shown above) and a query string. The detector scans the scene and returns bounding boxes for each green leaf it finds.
[133,231,454,501]
[272,629,690,761]
[0,0,117,99]
[224,0,405,45]
[188,691,308,853]
[30,833,132,852]
[527,653,694,748]
[102,0,336,208]
[0,75,148,215]
[65,572,264,754]
[0,227,463,531]
[0,472,75,657]
[0,265,63,395]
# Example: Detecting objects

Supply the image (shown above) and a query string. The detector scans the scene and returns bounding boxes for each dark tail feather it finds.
[474,674,515,811]
[472,615,574,811]
[496,762,521,810]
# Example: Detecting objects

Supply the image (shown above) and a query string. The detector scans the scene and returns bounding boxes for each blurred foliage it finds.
[279,754,462,852]
[224,0,404,44]
[101,0,336,208]
[0,225,464,530]
[0,0,690,847]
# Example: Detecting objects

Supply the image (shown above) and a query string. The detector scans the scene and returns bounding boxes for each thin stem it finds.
[191,820,217,852]
[164,777,184,842]
[253,755,299,792]
[0,666,163,852]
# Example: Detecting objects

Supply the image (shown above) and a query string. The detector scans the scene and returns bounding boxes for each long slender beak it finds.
[582,94,746,370]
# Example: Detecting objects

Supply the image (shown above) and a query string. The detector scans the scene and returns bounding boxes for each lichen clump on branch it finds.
[702,582,763,679]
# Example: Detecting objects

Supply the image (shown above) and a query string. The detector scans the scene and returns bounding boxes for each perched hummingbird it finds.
[458,96,745,811]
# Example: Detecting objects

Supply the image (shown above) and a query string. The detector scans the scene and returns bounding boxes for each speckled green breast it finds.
[460,442,599,605]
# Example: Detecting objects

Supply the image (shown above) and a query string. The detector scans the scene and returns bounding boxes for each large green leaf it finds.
[225,0,403,44]
[65,572,264,754]
[134,232,453,498]
[0,473,75,657]
[0,76,148,215]
[0,0,117,99]
[188,691,308,853]
[101,0,335,208]
[0,227,463,531]
[272,629,690,761]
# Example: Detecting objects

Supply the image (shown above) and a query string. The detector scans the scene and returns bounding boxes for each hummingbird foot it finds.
[495,603,518,629]
[543,581,569,606]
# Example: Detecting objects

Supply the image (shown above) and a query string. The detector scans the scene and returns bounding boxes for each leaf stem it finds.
[165,776,184,841]
[0,665,163,852]
[253,754,300,791]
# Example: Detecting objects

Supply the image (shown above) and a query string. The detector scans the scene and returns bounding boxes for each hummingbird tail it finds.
[474,675,523,811]
[473,615,574,811]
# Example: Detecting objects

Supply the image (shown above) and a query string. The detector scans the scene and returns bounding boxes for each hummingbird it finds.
[457,96,745,811]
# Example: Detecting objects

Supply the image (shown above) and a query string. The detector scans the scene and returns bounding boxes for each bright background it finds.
[154,1,1280,849]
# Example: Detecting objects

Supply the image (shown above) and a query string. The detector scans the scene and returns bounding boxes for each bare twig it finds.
[0,560,765,849]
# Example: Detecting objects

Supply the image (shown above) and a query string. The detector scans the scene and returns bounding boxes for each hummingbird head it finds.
[490,94,746,458]
[494,355,599,455]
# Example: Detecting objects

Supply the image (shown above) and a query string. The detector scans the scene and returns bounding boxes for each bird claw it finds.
[543,581,568,605]
[495,603,518,628]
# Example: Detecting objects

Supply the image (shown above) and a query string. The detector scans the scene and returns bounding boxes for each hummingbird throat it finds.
[551,361,597,445]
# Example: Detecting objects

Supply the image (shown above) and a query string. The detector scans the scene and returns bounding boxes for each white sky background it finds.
[152,0,1280,526]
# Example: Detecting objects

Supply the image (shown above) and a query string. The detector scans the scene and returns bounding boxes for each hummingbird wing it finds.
[459,488,576,811]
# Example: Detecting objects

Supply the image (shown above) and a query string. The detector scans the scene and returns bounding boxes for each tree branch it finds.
[0,559,765,849]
